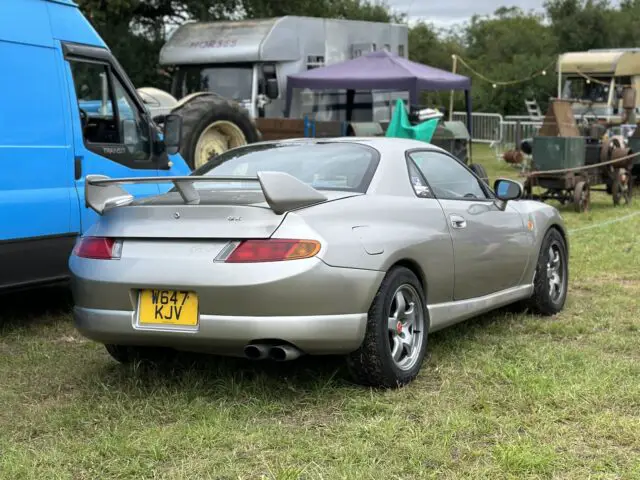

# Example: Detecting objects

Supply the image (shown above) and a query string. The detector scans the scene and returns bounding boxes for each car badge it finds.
[174,212,180,219]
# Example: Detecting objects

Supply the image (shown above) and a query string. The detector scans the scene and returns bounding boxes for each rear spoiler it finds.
[84,172,328,215]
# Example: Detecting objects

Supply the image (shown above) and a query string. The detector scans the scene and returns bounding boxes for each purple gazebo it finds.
[284,49,473,133]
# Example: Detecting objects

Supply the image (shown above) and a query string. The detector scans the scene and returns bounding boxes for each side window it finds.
[407,159,433,198]
[70,61,117,144]
[112,78,151,162]
[69,60,150,163]
[409,150,488,200]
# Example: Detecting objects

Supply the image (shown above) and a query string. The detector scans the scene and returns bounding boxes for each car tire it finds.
[526,228,569,316]
[346,266,429,388]
[104,344,176,365]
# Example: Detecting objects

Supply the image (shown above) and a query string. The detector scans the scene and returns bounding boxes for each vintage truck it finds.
[554,48,640,183]
[557,48,640,123]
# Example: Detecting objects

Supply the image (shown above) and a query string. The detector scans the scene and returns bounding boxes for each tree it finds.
[462,7,558,115]
[544,0,618,52]
[243,0,402,22]
[77,0,403,89]
[78,0,640,117]
[408,22,466,111]
[609,0,640,47]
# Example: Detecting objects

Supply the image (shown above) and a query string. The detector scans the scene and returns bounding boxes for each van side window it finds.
[69,60,150,163]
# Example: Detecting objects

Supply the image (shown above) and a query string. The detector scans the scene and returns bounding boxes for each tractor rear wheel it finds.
[171,94,262,170]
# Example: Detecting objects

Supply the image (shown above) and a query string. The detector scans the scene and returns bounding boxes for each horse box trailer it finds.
[137,17,410,168]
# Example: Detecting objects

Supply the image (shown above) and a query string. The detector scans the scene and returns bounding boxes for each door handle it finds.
[450,214,467,229]
[74,156,83,180]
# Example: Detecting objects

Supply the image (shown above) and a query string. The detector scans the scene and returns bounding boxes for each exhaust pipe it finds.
[244,344,270,360]
[268,345,302,362]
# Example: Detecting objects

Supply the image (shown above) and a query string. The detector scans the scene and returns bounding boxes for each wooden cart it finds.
[520,100,635,212]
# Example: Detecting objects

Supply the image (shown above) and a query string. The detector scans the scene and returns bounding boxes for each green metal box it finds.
[431,121,470,141]
[532,136,586,171]
[431,121,470,164]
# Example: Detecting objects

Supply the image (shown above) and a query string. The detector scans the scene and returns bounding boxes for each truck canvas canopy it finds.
[558,50,640,76]
[557,49,640,120]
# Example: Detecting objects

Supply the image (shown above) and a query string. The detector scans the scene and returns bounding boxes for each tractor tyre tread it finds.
[171,95,262,169]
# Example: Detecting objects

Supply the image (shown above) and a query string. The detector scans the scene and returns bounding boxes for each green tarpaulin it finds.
[385,99,440,142]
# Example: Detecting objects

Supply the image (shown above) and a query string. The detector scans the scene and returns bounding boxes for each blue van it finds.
[0,0,190,291]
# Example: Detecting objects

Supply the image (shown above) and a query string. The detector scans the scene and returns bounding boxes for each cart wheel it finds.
[612,168,632,206]
[556,191,567,205]
[573,180,590,212]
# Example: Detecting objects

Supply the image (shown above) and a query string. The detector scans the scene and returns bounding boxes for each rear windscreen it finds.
[191,142,380,193]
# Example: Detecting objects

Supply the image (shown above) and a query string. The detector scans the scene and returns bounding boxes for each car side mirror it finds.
[493,178,523,201]
[265,78,279,99]
[163,114,182,155]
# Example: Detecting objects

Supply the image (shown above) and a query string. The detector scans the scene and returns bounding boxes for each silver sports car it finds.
[70,137,569,388]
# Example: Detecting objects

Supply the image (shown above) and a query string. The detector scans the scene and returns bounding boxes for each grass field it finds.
[1,144,639,479]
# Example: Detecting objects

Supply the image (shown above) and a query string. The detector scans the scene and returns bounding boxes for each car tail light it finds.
[223,239,321,263]
[73,237,122,260]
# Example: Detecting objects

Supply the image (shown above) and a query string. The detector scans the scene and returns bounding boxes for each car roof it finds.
[242,136,457,197]
[205,136,460,198]
[255,136,445,151]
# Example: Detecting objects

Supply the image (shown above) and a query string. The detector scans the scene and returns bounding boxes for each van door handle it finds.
[74,156,82,180]
[450,214,467,229]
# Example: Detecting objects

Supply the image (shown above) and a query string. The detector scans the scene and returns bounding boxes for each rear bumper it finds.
[70,241,384,355]
[74,307,368,355]
[69,249,384,317]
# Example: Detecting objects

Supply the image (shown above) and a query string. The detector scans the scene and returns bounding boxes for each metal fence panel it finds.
[501,121,543,148]
[452,111,543,149]
[452,112,503,144]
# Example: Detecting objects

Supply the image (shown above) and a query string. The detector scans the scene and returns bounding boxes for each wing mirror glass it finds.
[163,114,182,155]
[494,178,523,201]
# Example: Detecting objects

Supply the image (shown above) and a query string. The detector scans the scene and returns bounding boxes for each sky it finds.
[391,0,623,27]
[387,0,546,26]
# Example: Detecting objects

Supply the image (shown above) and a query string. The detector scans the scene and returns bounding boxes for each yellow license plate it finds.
[138,289,199,326]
